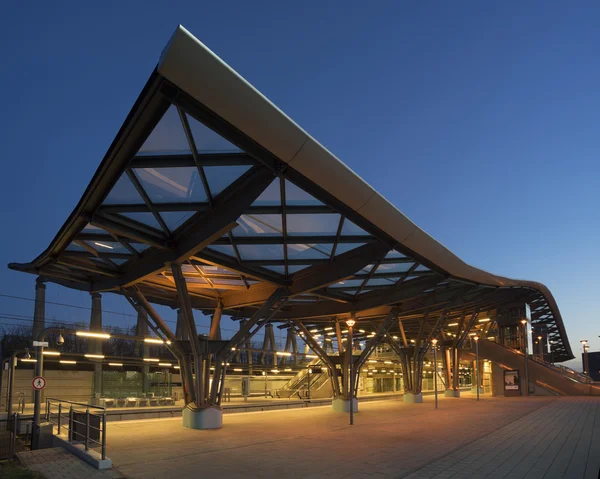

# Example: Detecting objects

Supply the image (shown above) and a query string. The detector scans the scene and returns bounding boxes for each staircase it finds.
[277,360,333,399]
[471,339,600,396]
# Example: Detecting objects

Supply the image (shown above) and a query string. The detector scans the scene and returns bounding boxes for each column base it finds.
[444,389,460,398]
[331,397,359,413]
[182,404,223,429]
[403,393,423,403]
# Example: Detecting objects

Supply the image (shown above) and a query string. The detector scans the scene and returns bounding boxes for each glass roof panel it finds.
[120,212,163,231]
[186,113,242,154]
[366,277,396,287]
[288,265,309,274]
[385,250,407,259]
[196,264,238,276]
[82,224,105,234]
[206,245,237,258]
[111,258,128,266]
[86,241,130,254]
[160,212,195,232]
[211,278,246,286]
[103,174,144,205]
[237,244,284,261]
[262,265,286,274]
[185,277,208,284]
[341,220,369,236]
[138,105,191,156]
[234,214,282,237]
[329,279,365,288]
[334,243,366,255]
[66,242,86,252]
[287,244,332,260]
[287,214,340,236]
[414,264,430,272]
[130,243,150,253]
[134,167,207,204]
[205,166,252,197]
[377,262,414,274]
[252,179,281,207]
[285,181,324,206]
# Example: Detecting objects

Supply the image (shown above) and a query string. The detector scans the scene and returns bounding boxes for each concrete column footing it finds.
[332,398,359,413]
[182,405,223,429]
[403,393,423,403]
[444,390,460,398]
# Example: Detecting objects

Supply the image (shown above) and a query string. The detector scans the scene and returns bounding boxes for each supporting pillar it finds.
[135,306,150,394]
[175,309,188,341]
[209,303,222,340]
[32,278,46,342]
[444,348,461,397]
[90,293,103,400]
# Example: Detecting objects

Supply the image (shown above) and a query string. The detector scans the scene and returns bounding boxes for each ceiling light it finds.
[20,359,37,363]
[76,331,111,339]
[43,351,60,356]
[143,358,160,362]
[275,352,292,356]
[108,363,123,367]
[233,368,243,372]
[447,323,458,327]
[478,318,491,323]
[94,242,113,249]
[85,354,105,359]
[59,360,77,364]
[158,363,172,367]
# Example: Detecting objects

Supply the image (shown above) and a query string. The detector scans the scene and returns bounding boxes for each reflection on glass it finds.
[287,243,331,260]
[234,215,283,236]
[237,244,284,261]
[286,214,340,236]
[134,167,207,204]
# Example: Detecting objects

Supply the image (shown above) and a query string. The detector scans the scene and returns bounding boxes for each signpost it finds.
[32,376,46,391]
[32,341,49,348]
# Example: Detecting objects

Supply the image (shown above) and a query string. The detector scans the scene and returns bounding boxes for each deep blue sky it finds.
[0,2,598,368]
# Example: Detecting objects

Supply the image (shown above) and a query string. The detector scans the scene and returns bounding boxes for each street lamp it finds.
[346,318,355,425]
[521,319,529,396]
[580,340,589,375]
[473,335,480,401]
[431,338,438,409]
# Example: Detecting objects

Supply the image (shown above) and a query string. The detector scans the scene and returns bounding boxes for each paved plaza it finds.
[103,395,599,478]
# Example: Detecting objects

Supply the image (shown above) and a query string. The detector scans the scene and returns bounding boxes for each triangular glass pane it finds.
[104,174,145,205]
[285,180,324,206]
[414,264,430,272]
[112,258,128,266]
[385,250,406,259]
[287,214,340,236]
[252,179,281,206]
[120,212,163,231]
[341,219,369,236]
[262,265,286,274]
[187,113,242,154]
[234,215,283,237]
[130,243,150,253]
[377,262,413,274]
[287,244,332,260]
[159,212,195,232]
[82,224,106,234]
[206,245,237,258]
[133,167,207,204]
[139,105,191,156]
[366,277,396,287]
[66,242,86,252]
[334,243,365,256]
[237,244,284,261]
[329,279,364,289]
[205,166,252,197]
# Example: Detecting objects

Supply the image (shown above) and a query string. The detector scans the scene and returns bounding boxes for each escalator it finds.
[277,360,332,399]
[471,339,600,396]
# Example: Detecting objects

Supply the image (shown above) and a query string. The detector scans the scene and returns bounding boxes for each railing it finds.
[0,413,32,459]
[45,398,107,460]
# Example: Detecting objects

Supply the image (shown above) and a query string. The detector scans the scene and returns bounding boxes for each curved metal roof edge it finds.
[156,25,573,359]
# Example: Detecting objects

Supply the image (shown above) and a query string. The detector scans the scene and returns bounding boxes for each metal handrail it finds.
[45,398,107,460]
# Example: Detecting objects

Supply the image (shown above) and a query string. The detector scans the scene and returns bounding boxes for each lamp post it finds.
[473,335,480,401]
[431,339,438,409]
[346,318,355,425]
[580,340,589,375]
[521,319,529,396]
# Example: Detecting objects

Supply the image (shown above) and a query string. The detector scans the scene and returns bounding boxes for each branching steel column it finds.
[355,308,398,374]
[171,263,205,406]
[209,301,223,340]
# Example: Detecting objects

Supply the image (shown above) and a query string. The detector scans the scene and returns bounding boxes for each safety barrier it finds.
[45,398,107,460]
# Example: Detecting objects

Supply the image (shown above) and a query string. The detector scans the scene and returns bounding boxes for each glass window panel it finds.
[237,244,284,261]
[361,264,375,274]
[186,113,242,154]
[207,245,237,257]
[385,250,407,259]
[197,264,238,276]
[414,264,430,272]
[366,278,396,287]
[287,214,340,236]
[120,212,163,231]
[205,166,252,197]
[285,180,323,206]
[377,262,414,274]
[86,241,130,254]
[252,179,281,207]
[334,243,365,255]
[130,243,150,253]
[134,167,207,204]
[103,174,144,205]
[262,265,286,274]
[341,220,369,236]
[287,244,331,260]
[329,279,365,288]
[234,214,282,237]
[66,242,86,252]
[138,105,191,156]
[160,212,195,232]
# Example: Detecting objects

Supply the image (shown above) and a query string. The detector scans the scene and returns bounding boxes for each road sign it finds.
[32,341,49,347]
[32,376,46,390]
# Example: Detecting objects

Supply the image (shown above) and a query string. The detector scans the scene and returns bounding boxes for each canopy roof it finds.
[9,26,574,361]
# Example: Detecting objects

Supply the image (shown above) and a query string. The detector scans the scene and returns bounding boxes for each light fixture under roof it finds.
[94,242,113,250]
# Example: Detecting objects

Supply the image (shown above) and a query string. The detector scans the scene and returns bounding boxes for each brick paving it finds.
[105,394,583,478]
[17,448,123,479]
